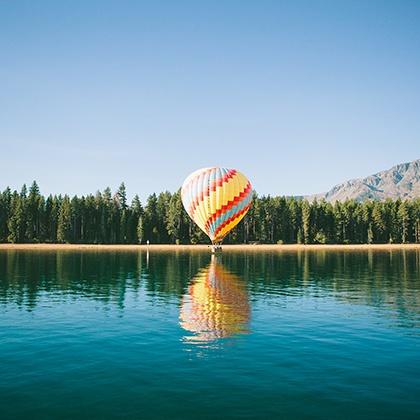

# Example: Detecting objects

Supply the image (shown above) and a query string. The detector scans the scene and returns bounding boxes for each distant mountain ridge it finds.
[307,159,420,202]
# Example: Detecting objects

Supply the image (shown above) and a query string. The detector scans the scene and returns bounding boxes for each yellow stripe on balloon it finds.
[190,171,247,223]
[214,211,248,242]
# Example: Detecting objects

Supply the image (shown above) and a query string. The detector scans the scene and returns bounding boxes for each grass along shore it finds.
[0,243,419,252]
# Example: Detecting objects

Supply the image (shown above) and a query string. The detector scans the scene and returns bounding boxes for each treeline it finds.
[0,181,419,244]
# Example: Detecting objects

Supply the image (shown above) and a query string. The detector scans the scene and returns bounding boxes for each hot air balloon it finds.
[181,167,252,251]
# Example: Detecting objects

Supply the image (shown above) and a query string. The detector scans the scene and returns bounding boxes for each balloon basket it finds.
[211,244,223,254]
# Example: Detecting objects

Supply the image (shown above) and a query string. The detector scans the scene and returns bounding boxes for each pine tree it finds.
[137,216,144,244]
[8,193,25,243]
[287,197,301,243]
[26,181,42,242]
[116,183,127,209]
[302,200,312,244]
[102,187,113,243]
[115,183,128,243]
[57,196,72,243]
[167,191,184,244]
[144,193,159,243]
[0,187,12,242]
[372,201,386,243]
[157,191,171,243]
[414,199,420,243]
[129,195,143,244]
[397,201,410,243]
[361,201,373,244]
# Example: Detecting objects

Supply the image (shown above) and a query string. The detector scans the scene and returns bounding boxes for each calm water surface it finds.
[0,249,419,419]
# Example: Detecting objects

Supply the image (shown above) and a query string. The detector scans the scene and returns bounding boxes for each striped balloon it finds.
[181,167,253,243]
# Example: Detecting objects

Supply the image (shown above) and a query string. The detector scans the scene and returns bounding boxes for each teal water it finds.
[0,249,419,419]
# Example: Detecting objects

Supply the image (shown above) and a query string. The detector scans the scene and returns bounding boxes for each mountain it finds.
[308,159,420,202]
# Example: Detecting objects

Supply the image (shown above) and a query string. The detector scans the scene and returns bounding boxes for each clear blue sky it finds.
[1,0,419,201]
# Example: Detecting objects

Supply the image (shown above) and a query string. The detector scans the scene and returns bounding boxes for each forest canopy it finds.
[0,181,419,244]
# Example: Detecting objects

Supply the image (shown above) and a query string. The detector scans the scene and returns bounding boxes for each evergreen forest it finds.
[0,181,419,244]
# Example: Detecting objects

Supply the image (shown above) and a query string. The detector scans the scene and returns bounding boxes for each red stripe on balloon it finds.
[213,202,252,241]
[188,169,237,216]
[204,181,252,233]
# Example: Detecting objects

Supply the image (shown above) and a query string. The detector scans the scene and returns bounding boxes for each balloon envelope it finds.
[181,167,252,243]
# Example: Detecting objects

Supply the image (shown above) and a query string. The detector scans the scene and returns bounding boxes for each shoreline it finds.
[0,243,419,252]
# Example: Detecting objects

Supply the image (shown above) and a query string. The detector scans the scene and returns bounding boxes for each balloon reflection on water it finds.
[180,256,250,343]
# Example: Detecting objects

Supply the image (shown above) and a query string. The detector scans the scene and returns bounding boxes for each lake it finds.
[0,249,419,419]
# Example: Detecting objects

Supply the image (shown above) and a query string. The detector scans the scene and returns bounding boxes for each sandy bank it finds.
[0,243,419,252]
